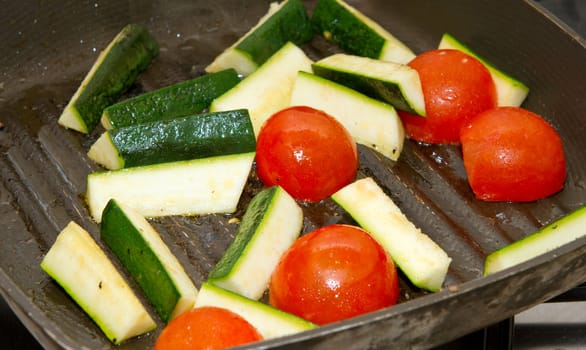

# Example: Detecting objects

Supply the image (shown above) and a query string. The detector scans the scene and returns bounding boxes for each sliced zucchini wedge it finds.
[290,71,405,161]
[40,221,156,344]
[100,199,198,322]
[86,152,255,223]
[208,186,303,300]
[311,0,415,63]
[332,177,452,292]
[484,204,586,275]
[210,42,313,136]
[101,69,241,129]
[438,32,529,107]
[205,0,313,76]
[58,24,159,133]
[88,109,256,170]
[195,282,317,340]
[312,53,425,116]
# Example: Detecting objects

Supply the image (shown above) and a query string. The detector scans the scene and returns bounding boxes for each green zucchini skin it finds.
[206,0,314,75]
[207,185,302,300]
[62,24,159,133]
[100,199,198,322]
[102,69,241,129]
[311,0,385,58]
[236,0,313,66]
[311,55,424,116]
[208,187,277,280]
[100,199,180,322]
[109,109,255,168]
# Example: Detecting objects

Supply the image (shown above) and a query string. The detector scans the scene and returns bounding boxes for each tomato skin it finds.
[460,106,566,202]
[153,306,262,350]
[255,106,358,202]
[269,224,400,325]
[399,49,497,144]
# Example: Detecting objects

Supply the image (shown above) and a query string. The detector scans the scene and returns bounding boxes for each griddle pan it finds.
[1,0,585,349]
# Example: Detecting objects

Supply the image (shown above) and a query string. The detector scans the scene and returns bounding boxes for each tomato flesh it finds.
[255,106,358,202]
[153,306,262,350]
[269,224,400,325]
[460,106,566,202]
[399,49,497,144]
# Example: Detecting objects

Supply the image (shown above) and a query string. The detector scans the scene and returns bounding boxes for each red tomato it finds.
[255,106,358,202]
[460,106,566,202]
[153,306,262,350]
[399,49,497,144]
[269,224,400,325]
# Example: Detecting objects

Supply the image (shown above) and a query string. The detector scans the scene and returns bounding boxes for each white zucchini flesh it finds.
[290,71,405,161]
[332,177,452,292]
[102,199,198,321]
[86,152,255,223]
[209,186,303,300]
[87,131,124,170]
[210,42,313,136]
[40,221,156,344]
[484,205,586,275]
[195,282,317,340]
[438,33,529,107]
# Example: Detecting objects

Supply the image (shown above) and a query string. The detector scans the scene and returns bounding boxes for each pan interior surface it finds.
[0,0,585,349]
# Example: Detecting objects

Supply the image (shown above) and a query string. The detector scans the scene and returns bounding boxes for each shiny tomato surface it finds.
[399,49,497,144]
[460,106,566,202]
[153,306,262,350]
[269,224,400,325]
[255,106,358,202]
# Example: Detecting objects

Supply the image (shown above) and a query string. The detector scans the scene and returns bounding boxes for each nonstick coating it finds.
[0,0,585,349]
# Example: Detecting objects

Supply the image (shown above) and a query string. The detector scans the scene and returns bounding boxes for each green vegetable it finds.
[312,53,425,116]
[311,0,415,63]
[40,221,156,344]
[484,204,586,275]
[101,69,241,129]
[195,282,317,340]
[58,24,159,133]
[206,0,313,76]
[208,186,303,300]
[100,199,199,322]
[332,177,452,292]
[86,152,255,223]
[290,71,405,161]
[88,109,256,170]
[210,42,313,136]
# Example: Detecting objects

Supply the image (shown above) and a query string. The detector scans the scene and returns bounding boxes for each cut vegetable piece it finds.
[205,0,313,76]
[312,53,425,116]
[88,109,256,170]
[438,33,529,107]
[195,282,317,340]
[331,177,452,292]
[58,24,159,133]
[208,186,303,300]
[290,71,404,161]
[311,0,415,63]
[101,69,241,129]
[100,199,198,322]
[40,221,156,344]
[210,42,313,136]
[484,204,586,275]
[86,152,255,223]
